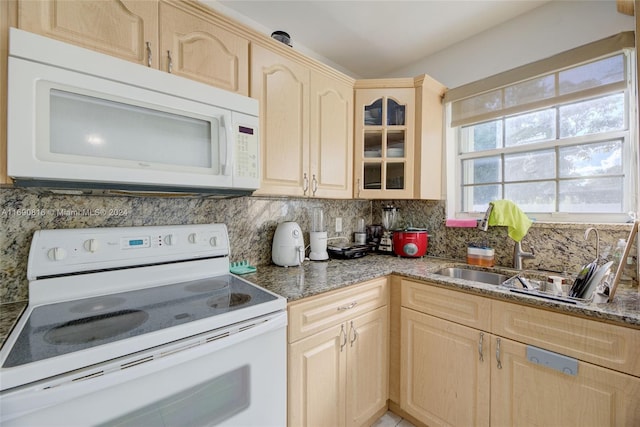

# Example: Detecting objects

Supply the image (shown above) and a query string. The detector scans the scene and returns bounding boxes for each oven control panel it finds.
[28,224,229,279]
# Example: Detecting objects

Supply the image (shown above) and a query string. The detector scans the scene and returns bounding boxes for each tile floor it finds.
[371,411,416,427]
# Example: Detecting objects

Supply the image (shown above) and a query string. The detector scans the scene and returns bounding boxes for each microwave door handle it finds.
[219,115,232,176]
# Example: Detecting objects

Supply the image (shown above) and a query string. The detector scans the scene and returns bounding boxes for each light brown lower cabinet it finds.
[288,278,389,427]
[401,308,490,427]
[491,336,640,426]
[400,278,640,427]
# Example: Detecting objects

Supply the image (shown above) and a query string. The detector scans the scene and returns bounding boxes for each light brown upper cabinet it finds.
[309,71,353,198]
[159,1,248,95]
[354,81,416,199]
[17,0,249,95]
[354,77,445,200]
[251,43,353,198]
[18,0,159,68]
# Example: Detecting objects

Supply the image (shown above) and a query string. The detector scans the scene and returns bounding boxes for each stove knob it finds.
[188,233,198,244]
[210,236,218,247]
[83,238,99,253]
[47,247,67,261]
[164,234,176,246]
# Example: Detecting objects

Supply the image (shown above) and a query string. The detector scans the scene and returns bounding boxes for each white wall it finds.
[387,0,635,88]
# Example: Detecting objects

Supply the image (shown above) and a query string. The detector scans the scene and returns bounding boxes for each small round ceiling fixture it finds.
[271,31,292,47]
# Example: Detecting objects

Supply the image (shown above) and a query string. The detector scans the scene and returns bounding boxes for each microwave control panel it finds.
[235,125,258,180]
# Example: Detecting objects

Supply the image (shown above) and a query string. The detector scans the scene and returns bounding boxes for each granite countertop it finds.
[1,255,639,349]
[245,254,640,329]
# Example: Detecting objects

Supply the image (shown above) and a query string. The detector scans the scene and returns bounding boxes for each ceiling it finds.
[211,0,552,78]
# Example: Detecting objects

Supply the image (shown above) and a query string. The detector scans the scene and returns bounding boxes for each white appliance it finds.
[0,224,287,426]
[272,222,305,267]
[309,208,328,261]
[7,28,259,197]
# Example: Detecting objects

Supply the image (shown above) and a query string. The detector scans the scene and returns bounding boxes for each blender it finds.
[309,208,329,261]
[379,205,399,254]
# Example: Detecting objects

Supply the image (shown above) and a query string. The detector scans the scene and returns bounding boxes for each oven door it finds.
[0,311,287,427]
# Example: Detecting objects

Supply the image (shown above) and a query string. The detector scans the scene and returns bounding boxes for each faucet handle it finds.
[529,244,535,255]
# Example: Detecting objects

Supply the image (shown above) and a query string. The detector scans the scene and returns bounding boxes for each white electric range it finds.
[0,224,287,426]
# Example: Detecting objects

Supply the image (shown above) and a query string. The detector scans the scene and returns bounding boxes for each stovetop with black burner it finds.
[3,275,277,368]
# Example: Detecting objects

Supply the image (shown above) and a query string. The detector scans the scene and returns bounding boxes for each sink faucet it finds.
[584,227,600,261]
[513,241,535,269]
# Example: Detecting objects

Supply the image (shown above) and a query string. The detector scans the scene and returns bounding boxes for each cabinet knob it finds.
[311,174,318,196]
[496,338,502,369]
[167,50,173,73]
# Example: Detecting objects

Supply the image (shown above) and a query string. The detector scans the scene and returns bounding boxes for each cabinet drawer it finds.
[401,279,491,332]
[288,277,388,343]
[492,300,640,377]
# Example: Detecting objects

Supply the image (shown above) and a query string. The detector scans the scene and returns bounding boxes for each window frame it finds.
[446,50,638,223]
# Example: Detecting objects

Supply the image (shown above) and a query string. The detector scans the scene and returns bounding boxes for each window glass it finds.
[504,150,556,182]
[462,157,501,185]
[504,181,556,212]
[559,55,625,95]
[460,120,502,153]
[455,89,502,122]
[454,53,633,218]
[559,140,622,177]
[559,93,625,138]
[463,185,502,212]
[505,109,556,147]
[504,75,555,108]
[559,178,624,212]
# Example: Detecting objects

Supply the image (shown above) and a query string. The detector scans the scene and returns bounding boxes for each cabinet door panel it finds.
[401,308,490,427]
[159,2,248,94]
[491,337,640,427]
[251,45,309,196]
[310,72,353,198]
[18,0,158,66]
[346,306,389,427]
[354,87,414,199]
[289,325,346,427]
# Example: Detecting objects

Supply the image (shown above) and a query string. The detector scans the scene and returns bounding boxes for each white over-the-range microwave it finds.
[7,28,260,197]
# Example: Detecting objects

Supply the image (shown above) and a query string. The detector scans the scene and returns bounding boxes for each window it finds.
[447,51,637,222]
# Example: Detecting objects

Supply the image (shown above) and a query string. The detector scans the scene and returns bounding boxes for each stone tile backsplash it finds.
[1,188,637,304]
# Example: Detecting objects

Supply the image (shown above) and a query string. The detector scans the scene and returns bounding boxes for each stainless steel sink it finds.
[434,267,510,286]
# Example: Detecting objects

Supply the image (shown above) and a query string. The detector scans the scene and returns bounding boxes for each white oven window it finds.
[104,365,250,427]
[49,89,215,169]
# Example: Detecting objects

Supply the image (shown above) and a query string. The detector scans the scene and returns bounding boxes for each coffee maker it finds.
[378,205,399,254]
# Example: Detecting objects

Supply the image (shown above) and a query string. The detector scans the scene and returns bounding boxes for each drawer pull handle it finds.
[302,173,309,195]
[145,41,152,67]
[478,332,484,362]
[337,301,358,311]
[496,338,502,369]
[339,324,347,352]
[349,321,358,347]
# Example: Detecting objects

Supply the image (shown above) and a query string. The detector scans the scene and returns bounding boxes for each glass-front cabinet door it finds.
[354,85,415,199]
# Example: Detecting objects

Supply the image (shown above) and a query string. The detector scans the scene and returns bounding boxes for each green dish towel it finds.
[488,200,533,242]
